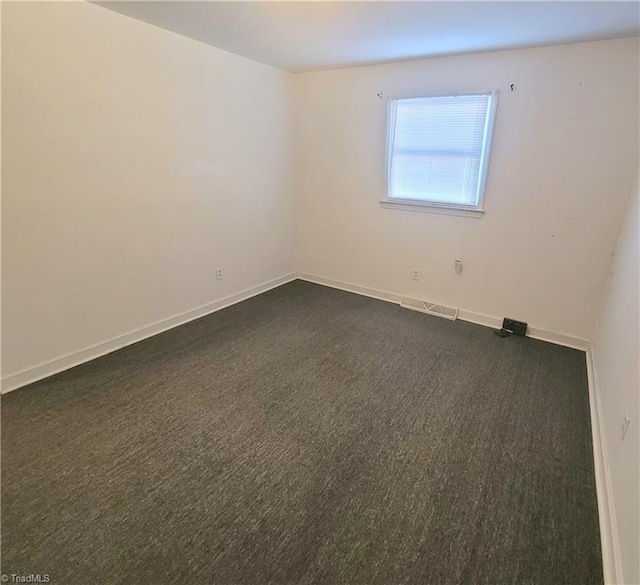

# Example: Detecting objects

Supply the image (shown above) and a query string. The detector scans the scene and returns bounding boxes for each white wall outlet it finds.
[412,269,420,281]
[622,410,631,440]
[215,267,224,280]
[454,259,463,275]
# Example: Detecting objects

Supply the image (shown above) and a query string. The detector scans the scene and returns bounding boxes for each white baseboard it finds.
[586,350,623,585]
[4,272,590,394]
[297,272,591,351]
[1,272,297,394]
[297,272,403,305]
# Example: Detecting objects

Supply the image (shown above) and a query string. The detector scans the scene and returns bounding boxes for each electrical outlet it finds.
[215,267,224,280]
[454,259,463,275]
[412,269,420,281]
[622,411,631,441]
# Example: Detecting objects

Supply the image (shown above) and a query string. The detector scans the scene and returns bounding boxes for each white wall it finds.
[294,38,639,342]
[593,172,639,585]
[2,6,638,383]
[1,2,295,386]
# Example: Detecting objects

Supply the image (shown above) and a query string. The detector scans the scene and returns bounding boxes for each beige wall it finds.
[2,2,295,385]
[593,172,639,585]
[294,38,639,342]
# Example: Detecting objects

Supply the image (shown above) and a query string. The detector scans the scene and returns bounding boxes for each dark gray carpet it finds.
[1,280,602,584]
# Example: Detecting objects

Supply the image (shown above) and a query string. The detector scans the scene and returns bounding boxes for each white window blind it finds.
[387,93,496,210]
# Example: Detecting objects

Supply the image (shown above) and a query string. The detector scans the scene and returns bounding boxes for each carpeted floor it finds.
[1,280,602,584]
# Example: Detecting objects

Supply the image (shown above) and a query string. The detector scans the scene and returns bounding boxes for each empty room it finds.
[1,1,639,584]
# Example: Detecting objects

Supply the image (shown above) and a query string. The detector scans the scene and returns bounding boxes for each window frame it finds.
[381,90,499,218]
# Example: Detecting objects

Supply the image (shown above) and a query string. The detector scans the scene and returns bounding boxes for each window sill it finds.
[379,199,485,218]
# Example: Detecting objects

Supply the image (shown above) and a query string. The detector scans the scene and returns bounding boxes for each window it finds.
[383,92,498,216]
